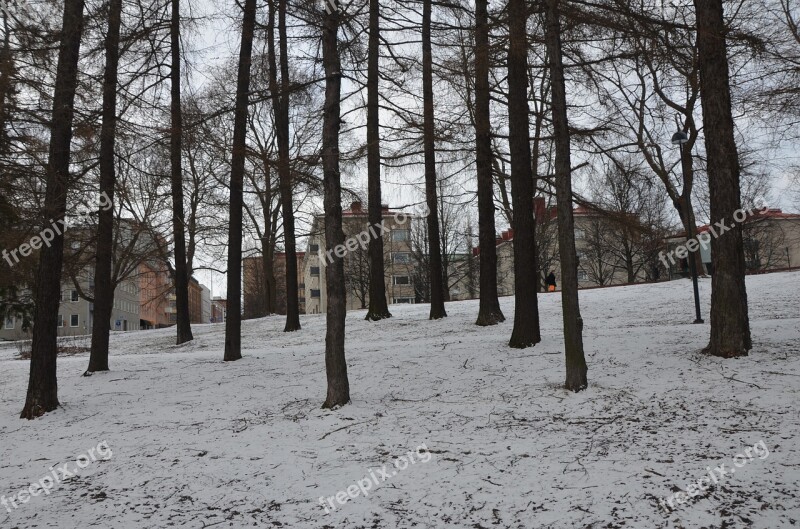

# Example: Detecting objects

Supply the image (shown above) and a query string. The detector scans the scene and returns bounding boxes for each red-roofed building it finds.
[664,207,800,276]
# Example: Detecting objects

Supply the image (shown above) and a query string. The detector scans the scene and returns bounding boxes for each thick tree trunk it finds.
[474,0,504,326]
[507,0,540,347]
[87,0,122,374]
[321,9,350,409]
[273,0,301,331]
[693,0,751,357]
[544,0,587,391]
[422,0,447,320]
[365,0,392,322]
[170,0,193,345]
[224,0,257,361]
[20,0,85,419]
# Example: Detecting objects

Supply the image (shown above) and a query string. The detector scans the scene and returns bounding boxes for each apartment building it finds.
[242,252,306,318]
[0,275,141,340]
[303,202,417,314]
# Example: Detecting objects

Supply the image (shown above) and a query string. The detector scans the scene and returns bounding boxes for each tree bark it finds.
[87,0,123,374]
[474,0,504,326]
[224,0,257,361]
[20,0,85,419]
[170,0,193,345]
[507,0,539,347]
[321,8,350,409]
[266,0,301,331]
[365,0,392,322]
[693,0,751,357]
[422,0,447,320]
[544,0,587,391]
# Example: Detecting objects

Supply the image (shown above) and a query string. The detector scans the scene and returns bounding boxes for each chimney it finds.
[501,229,514,241]
[534,196,546,224]
[350,201,362,213]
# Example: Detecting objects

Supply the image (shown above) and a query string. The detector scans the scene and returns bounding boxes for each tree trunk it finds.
[20,0,85,419]
[262,236,276,315]
[674,150,706,275]
[544,0,587,391]
[224,0,257,361]
[87,0,122,374]
[321,8,350,409]
[693,0,751,357]
[474,0,504,326]
[365,0,392,322]
[422,0,447,320]
[170,0,193,345]
[507,0,539,347]
[269,0,301,331]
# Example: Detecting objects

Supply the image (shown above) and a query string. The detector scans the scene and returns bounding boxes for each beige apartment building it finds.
[303,202,417,314]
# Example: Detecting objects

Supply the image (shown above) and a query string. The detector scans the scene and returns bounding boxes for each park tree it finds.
[224,0,258,362]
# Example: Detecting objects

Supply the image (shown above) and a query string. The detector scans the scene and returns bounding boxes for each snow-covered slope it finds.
[0,271,798,528]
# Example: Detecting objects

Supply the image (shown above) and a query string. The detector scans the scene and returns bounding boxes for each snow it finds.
[0,271,798,528]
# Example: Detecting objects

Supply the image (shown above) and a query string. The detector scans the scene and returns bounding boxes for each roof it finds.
[668,208,800,239]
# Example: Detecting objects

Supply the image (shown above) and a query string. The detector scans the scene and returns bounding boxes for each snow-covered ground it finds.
[0,271,798,528]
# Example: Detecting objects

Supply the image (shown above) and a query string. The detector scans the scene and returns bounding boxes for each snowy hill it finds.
[1,271,798,528]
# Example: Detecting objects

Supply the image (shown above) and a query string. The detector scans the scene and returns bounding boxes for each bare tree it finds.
[21,0,85,419]
[422,0,447,320]
[321,6,350,409]
[365,0,392,321]
[474,0,504,326]
[507,0,540,348]
[224,0,258,362]
[170,0,193,345]
[544,0,587,391]
[694,0,751,358]
[267,0,301,331]
[87,0,123,374]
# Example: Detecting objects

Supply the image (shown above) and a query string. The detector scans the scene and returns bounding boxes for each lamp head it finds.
[671,131,689,145]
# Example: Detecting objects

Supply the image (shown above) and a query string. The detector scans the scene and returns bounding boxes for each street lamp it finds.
[671,130,704,324]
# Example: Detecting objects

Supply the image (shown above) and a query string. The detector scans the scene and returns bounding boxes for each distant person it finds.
[545,271,557,292]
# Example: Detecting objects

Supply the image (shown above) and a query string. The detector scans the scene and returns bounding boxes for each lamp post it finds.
[671,130,704,324]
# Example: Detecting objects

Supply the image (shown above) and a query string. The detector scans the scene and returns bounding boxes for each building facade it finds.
[242,252,307,318]
[303,202,417,314]
[1,275,141,340]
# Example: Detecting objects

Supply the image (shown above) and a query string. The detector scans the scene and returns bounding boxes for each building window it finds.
[391,230,410,242]
[310,289,321,298]
[577,270,588,281]
[310,244,320,253]
[71,290,80,302]
[393,275,410,285]
[310,266,320,276]
[575,229,585,240]
[393,297,414,304]
[70,314,79,327]
[4,316,14,330]
[392,252,411,264]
